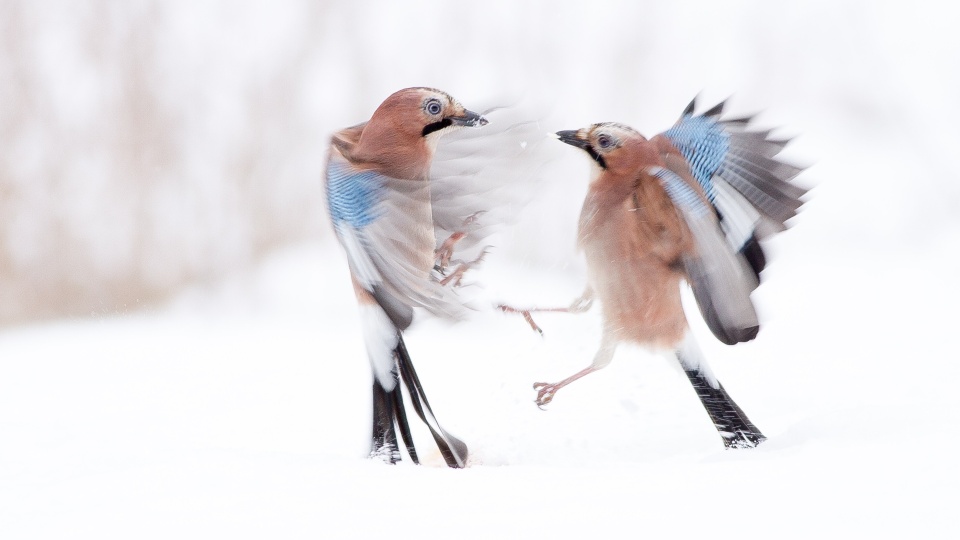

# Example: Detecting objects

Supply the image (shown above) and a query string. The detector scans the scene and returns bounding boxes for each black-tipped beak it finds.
[555,129,606,168]
[450,109,488,127]
[555,130,590,149]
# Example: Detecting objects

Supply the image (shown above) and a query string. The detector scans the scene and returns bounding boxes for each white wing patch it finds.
[339,226,381,289]
[712,178,761,251]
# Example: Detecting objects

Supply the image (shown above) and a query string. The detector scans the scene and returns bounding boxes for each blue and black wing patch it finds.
[665,98,806,233]
[326,160,385,230]
[655,98,807,344]
[663,115,727,204]
[664,98,807,282]
[325,159,416,330]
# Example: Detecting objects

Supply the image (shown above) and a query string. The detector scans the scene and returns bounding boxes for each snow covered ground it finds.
[2,231,959,538]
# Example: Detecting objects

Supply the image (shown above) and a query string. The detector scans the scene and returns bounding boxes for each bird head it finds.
[369,87,488,146]
[348,88,489,177]
[554,123,646,176]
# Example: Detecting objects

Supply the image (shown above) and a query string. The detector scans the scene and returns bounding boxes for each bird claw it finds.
[440,267,467,287]
[434,212,487,273]
[434,232,465,274]
[497,305,544,336]
[461,210,486,227]
[532,382,557,408]
[439,247,489,287]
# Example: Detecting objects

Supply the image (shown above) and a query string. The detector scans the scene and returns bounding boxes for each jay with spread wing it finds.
[508,98,806,448]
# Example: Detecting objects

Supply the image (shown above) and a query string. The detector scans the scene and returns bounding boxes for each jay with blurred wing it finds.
[510,98,806,448]
[324,87,490,467]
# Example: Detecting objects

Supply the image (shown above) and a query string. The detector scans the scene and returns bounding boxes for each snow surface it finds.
[2,235,959,538]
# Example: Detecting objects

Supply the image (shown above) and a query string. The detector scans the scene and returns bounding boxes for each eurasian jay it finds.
[325,87,490,467]
[508,98,806,448]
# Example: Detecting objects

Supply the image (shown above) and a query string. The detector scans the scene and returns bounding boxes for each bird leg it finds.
[434,212,485,274]
[497,305,555,336]
[498,288,594,335]
[533,337,614,408]
[439,247,489,287]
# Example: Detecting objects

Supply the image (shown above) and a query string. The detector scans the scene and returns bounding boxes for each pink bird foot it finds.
[434,232,465,274]
[434,212,486,273]
[533,382,560,408]
[439,248,489,287]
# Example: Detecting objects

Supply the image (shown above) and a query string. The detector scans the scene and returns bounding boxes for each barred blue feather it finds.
[326,160,384,229]
[651,167,710,218]
[663,116,728,203]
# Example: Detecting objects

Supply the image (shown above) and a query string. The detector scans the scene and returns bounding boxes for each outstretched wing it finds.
[658,98,807,277]
[326,149,466,330]
[650,98,807,344]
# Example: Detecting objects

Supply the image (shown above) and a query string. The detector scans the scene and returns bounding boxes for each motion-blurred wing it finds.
[430,105,552,259]
[649,166,760,345]
[649,98,806,344]
[326,151,465,329]
[655,98,807,281]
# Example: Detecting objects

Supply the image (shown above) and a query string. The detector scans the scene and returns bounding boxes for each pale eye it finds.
[425,99,443,116]
[597,134,613,149]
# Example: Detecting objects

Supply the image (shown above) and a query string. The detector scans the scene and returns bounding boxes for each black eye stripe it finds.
[585,146,607,169]
[422,118,452,137]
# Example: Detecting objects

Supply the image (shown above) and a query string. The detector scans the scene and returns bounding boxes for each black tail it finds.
[395,336,468,468]
[370,335,468,468]
[371,379,408,464]
[681,368,766,449]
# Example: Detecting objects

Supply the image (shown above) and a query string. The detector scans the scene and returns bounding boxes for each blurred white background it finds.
[2,1,960,538]
[2,0,958,325]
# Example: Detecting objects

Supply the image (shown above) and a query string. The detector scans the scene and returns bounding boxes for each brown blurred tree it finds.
[0,1,333,325]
